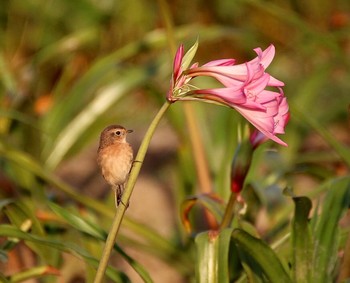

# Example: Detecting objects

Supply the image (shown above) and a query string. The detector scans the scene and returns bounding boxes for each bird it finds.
[97,125,134,207]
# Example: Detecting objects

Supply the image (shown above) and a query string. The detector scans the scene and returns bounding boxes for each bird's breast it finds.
[97,143,133,186]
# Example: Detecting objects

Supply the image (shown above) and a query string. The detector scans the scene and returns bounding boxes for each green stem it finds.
[93,101,171,283]
[219,192,237,229]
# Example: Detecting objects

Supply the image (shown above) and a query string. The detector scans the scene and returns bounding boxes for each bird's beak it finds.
[127,129,133,134]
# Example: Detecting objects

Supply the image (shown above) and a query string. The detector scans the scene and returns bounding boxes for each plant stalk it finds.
[219,192,237,229]
[93,101,171,283]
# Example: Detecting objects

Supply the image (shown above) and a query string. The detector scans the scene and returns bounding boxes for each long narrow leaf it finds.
[181,39,199,70]
[292,196,312,283]
[49,203,106,240]
[8,266,60,283]
[45,68,148,169]
[195,228,233,283]
[41,25,236,157]
[181,194,225,233]
[232,229,292,283]
[312,177,350,283]
[3,200,58,266]
[292,105,350,167]
[48,202,154,283]
[0,225,126,282]
[0,142,189,269]
[0,273,10,283]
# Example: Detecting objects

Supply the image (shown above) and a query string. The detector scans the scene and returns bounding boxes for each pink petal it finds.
[190,62,199,69]
[203,59,236,67]
[236,106,274,132]
[192,87,247,105]
[250,130,268,148]
[238,107,287,146]
[273,97,289,134]
[252,44,275,69]
[268,76,284,87]
[245,72,270,95]
[186,68,246,87]
[168,42,288,146]
[173,45,184,81]
[240,99,278,118]
[188,65,248,80]
[254,90,283,104]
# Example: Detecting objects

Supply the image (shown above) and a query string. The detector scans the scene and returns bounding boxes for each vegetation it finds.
[1,0,350,282]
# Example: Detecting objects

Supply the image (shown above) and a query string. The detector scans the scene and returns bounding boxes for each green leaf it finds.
[0,199,14,211]
[291,196,312,283]
[0,109,39,130]
[49,202,105,240]
[8,266,60,283]
[0,225,127,282]
[181,194,225,233]
[0,141,190,271]
[3,199,59,266]
[0,140,110,214]
[292,105,350,167]
[181,39,199,71]
[195,228,233,283]
[4,200,45,236]
[34,28,99,65]
[48,202,154,283]
[232,229,292,283]
[40,29,170,156]
[312,177,350,283]
[0,53,17,95]
[45,68,149,169]
[0,272,10,283]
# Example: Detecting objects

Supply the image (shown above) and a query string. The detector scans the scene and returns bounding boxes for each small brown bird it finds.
[97,125,134,207]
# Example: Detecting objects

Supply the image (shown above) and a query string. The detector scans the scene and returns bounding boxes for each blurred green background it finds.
[0,0,349,282]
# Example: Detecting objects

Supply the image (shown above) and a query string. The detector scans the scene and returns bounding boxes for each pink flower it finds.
[167,43,235,102]
[167,43,289,146]
[167,45,193,102]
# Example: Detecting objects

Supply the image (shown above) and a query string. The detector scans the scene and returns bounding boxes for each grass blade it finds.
[312,177,350,283]
[195,228,233,283]
[232,229,292,283]
[49,202,154,283]
[291,196,313,283]
[0,225,127,282]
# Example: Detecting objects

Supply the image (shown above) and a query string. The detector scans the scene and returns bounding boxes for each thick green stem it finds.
[93,101,171,283]
[219,192,237,229]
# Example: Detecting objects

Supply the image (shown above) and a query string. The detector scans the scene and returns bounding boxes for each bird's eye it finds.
[115,130,121,136]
